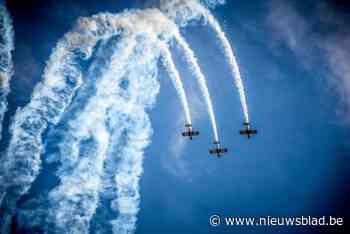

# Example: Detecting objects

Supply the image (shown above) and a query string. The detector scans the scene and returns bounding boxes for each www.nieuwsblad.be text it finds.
[209,215,344,227]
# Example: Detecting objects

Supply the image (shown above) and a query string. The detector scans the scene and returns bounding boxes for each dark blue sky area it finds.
[3,0,350,233]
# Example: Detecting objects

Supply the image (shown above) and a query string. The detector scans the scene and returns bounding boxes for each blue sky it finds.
[2,0,350,233]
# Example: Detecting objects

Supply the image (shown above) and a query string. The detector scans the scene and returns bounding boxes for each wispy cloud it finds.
[266,0,350,122]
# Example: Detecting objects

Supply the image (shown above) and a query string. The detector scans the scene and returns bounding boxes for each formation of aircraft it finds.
[181,122,258,158]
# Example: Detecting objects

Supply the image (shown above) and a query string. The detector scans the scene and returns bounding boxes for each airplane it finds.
[240,122,258,139]
[182,124,199,140]
[209,141,228,158]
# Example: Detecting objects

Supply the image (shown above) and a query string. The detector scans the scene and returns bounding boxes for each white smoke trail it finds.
[3,9,175,234]
[161,0,249,123]
[0,13,122,233]
[159,41,192,125]
[197,3,250,123]
[46,37,137,234]
[173,32,219,141]
[0,3,14,141]
[91,35,161,234]
[53,37,137,171]
[43,11,178,234]
[0,43,84,234]
[108,110,153,234]
[0,9,176,232]
[11,37,128,232]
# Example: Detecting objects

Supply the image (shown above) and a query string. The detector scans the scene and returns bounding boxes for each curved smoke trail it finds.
[0,11,126,232]
[159,41,192,125]
[161,0,250,123]
[0,1,230,233]
[2,9,179,234]
[200,5,250,123]
[159,1,222,139]
[46,36,137,234]
[174,32,219,141]
[42,11,180,234]
[90,35,161,234]
[53,36,137,171]
[0,3,14,141]
[0,34,85,234]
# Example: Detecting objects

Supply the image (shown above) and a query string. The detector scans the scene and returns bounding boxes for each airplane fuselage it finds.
[240,123,257,139]
[182,124,199,140]
[210,141,228,157]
